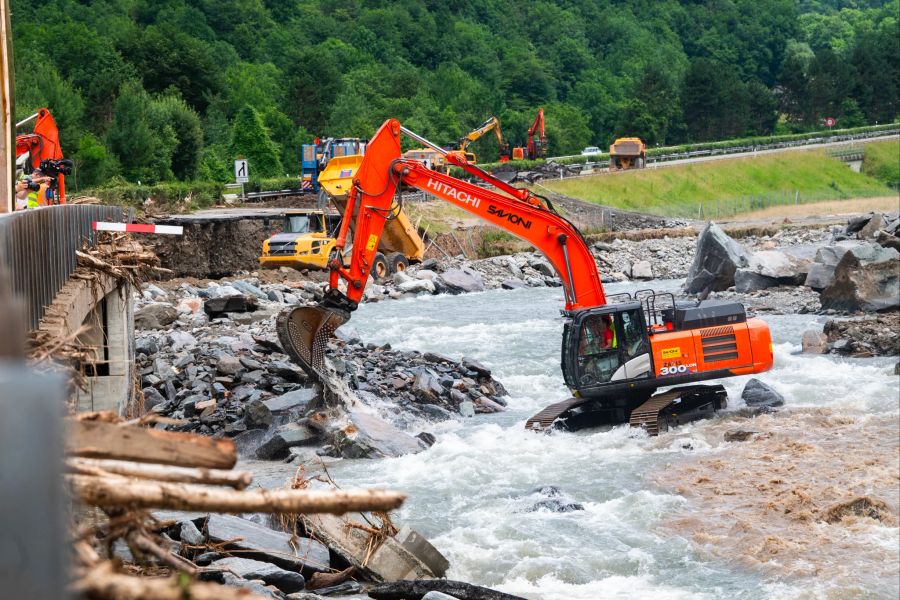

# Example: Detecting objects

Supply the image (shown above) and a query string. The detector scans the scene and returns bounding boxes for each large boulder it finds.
[741,378,785,408]
[435,268,485,294]
[332,411,427,459]
[205,514,330,575]
[256,421,318,460]
[820,243,899,312]
[135,303,178,329]
[684,222,750,293]
[737,249,812,292]
[804,242,862,291]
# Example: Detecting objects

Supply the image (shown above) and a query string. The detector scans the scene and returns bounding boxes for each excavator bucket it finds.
[275,305,349,380]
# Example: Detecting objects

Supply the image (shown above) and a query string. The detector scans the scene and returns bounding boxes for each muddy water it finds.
[252,283,899,599]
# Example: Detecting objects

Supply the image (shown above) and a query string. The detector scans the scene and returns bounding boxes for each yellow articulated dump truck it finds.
[259,210,336,270]
[609,137,647,170]
[316,153,425,279]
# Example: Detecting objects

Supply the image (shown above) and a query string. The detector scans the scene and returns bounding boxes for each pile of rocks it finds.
[800,313,900,358]
[135,294,509,461]
[684,216,899,314]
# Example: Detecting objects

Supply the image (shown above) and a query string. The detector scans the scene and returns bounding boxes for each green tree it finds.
[106,82,160,182]
[149,95,204,180]
[73,133,119,189]
[230,105,283,177]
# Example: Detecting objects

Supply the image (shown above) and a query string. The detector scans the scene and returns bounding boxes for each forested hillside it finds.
[10,0,899,188]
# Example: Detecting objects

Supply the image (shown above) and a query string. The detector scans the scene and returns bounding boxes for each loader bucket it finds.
[275,304,349,379]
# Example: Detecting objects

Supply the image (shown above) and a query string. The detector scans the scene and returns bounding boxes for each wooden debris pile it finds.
[74,231,168,290]
[66,412,406,599]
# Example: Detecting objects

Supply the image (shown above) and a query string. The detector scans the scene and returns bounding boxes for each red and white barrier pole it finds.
[92,222,183,235]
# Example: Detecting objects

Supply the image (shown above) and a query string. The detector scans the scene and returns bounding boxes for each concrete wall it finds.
[75,283,134,414]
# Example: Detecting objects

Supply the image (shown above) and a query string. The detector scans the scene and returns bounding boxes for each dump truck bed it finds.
[317,154,425,262]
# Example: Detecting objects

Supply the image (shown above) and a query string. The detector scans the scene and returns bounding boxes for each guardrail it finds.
[0,205,132,330]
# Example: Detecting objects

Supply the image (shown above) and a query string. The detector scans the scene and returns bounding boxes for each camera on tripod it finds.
[39,158,73,178]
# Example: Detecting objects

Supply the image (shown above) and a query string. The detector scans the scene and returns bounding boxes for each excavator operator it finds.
[578,315,618,384]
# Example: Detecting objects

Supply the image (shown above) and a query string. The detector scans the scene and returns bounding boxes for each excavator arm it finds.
[526,108,546,159]
[15,108,68,203]
[457,116,510,160]
[277,119,606,377]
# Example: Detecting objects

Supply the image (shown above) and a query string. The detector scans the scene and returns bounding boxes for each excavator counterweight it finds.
[277,119,774,434]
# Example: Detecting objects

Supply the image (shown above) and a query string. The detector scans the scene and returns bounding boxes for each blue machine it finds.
[300,137,367,192]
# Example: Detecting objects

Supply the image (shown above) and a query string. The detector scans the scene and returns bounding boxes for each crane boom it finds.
[457,116,510,161]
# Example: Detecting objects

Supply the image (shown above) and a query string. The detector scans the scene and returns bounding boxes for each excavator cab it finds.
[562,302,653,396]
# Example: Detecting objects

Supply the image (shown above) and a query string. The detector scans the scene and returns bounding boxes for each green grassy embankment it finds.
[861,140,900,189]
[539,148,895,217]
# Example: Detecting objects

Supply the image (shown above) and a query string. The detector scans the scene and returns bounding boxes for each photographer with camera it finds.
[16,168,53,210]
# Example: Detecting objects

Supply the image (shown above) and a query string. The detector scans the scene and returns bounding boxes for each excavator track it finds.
[629,385,727,436]
[524,397,588,431]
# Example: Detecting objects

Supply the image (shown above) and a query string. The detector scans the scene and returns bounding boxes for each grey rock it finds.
[462,357,491,377]
[263,388,317,414]
[398,279,436,294]
[531,260,555,278]
[180,520,205,546]
[135,337,159,355]
[392,271,414,285]
[820,244,900,312]
[734,269,779,293]
[219,573,282,599]
[801,329,828,354]
[211,556,305,593]
[244,399,274,429]
[724,429,758,442]
[333,411,427,459]
[230,280,270,300]
[413,372,443,403]
[741,378,785,408]
[630,260,653,280]
[204,295,259,317]
[436,268,485,294]
[501,279,528,289]
[420,404,453,420]
[857,213,885,239]
[153,357,176,381]
[685,222,750,293]
[216,356,243,376]
[142,387,166,412]
[135,303,178,329]
[206,514,330,575]
[422,593,461,600]
[416,432,437,447]
[746,250,809,285]
[256,422,318,460]
[232,428,271,457]
[846,214,872,235]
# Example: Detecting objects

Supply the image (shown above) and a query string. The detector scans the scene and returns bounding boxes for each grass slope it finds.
[541,148,895,216]
[862,140,900,189]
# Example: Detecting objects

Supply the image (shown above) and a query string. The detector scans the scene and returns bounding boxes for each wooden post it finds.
[0,0,14,213]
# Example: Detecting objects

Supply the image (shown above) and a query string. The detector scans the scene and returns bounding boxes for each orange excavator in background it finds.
[276,119,773,435]
[16,108,72,204]
[512,108,547,160]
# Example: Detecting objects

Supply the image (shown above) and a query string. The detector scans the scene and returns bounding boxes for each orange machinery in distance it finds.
[276,119,773,434]
[512,108,547,160]
[16,108,70,204]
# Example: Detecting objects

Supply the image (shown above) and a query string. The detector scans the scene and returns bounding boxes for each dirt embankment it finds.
[654,409,899,592]
[148,220,274,279]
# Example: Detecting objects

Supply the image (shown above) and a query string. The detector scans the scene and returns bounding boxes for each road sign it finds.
[824,117,836,128]
[234,159,249,183]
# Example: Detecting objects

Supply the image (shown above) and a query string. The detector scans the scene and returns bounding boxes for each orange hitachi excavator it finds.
[512,107,546,160]
[16,108,72,204]
[276,119,773,435]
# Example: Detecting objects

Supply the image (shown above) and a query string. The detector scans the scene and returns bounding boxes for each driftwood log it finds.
[368,579,527,600]
[66,458,253,489]
[66,419,237,469]
[71,562,268,600]
[68,474,406,514]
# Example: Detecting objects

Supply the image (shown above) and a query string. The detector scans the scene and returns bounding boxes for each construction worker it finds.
[578,315,620,384]
[600,314,617,349]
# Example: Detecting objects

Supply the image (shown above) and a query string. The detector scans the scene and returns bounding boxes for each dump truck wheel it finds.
[388,253,409,274]
[371,252,389,280]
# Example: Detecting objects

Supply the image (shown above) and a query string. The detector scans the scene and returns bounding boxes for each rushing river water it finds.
[252,282,899,599]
